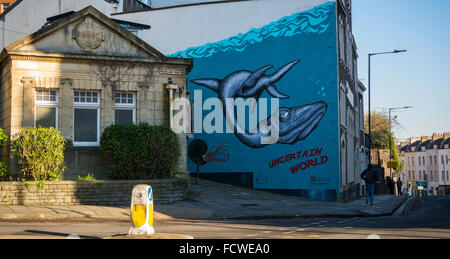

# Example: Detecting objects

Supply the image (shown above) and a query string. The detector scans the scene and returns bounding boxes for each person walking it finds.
[361,164,378,206]
[396,178,403,196]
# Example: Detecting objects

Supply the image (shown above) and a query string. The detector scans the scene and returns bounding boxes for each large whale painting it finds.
[169,1,339,199]
[191,60,328,148]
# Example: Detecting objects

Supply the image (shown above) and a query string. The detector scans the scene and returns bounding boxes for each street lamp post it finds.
[367,49,407,163]
[388,106,413,179]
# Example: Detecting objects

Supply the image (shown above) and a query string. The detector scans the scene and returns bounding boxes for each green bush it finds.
[0,128,8,181]
[0,161,7,181]
[100,123,180,180]
[78,173,96,181]
[12,127,66,181]
[0,128,7,146]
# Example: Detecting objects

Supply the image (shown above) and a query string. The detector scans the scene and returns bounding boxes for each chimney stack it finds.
[443,132,450,140]
[432,133,443,141]
[421,136,430,142]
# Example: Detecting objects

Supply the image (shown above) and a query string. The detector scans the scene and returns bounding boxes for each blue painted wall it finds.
[170,2,339,200]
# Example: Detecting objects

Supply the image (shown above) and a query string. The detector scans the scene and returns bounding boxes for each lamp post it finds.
[368,49,407,163]
[388,106,413,180]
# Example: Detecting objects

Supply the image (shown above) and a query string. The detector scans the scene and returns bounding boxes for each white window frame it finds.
[34,89,58,129]
[114,92,136,125]
[73,91,101,147]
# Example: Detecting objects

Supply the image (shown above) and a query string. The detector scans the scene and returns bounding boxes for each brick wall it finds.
[0,178,187,206]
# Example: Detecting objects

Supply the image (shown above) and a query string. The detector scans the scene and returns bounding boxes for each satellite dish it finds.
[188,139,208,166]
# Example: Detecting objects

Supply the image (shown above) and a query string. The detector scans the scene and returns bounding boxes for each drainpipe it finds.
[165,83,178,130]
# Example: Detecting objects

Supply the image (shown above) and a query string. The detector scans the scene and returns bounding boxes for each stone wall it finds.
[0,178,187,206]
[337,182,361,203]
[371,149,390,169]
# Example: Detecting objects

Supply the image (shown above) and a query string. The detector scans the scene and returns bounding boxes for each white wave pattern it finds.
[169,2,334,59]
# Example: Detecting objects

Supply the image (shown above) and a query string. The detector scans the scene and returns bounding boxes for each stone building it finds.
[0,6,192,179]
[337,0,366,201]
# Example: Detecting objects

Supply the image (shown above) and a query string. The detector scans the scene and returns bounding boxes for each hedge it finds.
[100,123,180,180]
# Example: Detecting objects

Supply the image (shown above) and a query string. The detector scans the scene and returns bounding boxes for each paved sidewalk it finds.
[0,177,409,222]
[157,178,409,220]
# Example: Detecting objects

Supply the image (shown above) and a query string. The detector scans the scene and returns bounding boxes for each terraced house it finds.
[399,133,450,195]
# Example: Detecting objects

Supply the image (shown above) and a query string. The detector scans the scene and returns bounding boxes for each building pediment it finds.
[3,6,166,61]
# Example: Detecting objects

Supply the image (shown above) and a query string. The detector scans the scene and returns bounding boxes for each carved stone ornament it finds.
[72,17,104,52]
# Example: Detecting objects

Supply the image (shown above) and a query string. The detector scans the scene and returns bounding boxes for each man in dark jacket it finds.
[361,164,378,206]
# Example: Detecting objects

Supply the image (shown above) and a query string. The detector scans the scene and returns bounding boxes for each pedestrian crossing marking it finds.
[367,234,381,239]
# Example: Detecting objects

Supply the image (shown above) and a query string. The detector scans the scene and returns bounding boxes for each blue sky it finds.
[352,0,450,140]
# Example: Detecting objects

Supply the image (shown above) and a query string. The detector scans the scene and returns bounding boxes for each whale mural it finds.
[169,1,340,201]
[191,60,328,148]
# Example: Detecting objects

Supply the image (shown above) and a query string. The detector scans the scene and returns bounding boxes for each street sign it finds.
[387,161,397,168]
[416,181,428,188]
